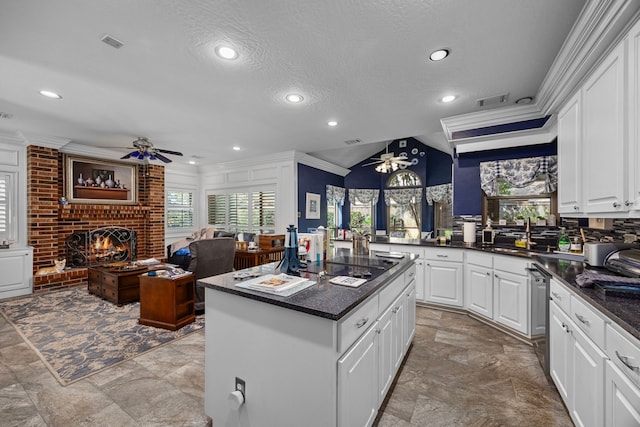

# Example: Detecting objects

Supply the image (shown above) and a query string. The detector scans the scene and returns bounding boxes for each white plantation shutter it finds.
[166,191,194,229]
[251,191,276,234]
[207,194,226,226]
[207,189,276,234]
[229,192,249,232]
[0,173,13,240]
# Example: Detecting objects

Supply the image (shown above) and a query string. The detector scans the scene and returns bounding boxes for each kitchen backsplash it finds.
[451,216,640,248]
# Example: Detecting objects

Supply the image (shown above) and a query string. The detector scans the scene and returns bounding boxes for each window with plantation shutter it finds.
[166,190,194,229]
[207,189,276,234]
[0,173,13,240]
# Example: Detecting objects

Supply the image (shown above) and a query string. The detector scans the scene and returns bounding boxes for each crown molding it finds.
[455,119,557,155]
[441,0,640,148]
[0,131,28,146]
[295,152,351,176]
[19,132,70,149]
[58,141,133,161]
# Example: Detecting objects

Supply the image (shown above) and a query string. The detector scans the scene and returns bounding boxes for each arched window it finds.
[384,170,422,238]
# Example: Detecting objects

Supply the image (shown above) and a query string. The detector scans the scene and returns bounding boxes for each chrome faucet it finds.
[525,218,532,250]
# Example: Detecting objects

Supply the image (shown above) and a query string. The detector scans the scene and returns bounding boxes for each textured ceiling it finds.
[0,0,585,168]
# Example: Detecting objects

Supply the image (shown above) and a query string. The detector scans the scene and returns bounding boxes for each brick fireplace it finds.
[27,146,165,293]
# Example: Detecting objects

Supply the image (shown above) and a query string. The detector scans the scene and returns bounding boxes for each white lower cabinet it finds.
[493,269,528,334]
[0,247,33,300]
[338,323,379,427]
[465,263,493,319]
[605,361,640,426]
[404,280,416,349]
[424,248,464,307]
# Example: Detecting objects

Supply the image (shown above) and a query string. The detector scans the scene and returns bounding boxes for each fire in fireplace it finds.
[66,226,137,267]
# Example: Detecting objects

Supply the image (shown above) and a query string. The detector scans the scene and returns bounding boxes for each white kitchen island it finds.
[200,251,416,427]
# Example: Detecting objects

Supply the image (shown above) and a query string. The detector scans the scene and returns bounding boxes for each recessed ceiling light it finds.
[429,49,450,61]
[285,93,304,103]
[39,90,62,99]
[215,45,238,60]
[188,160,196,165]
[327,121,338,127]
[441,95,456,103]
[233,146,241,151]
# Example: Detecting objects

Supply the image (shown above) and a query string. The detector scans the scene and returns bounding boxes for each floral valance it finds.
[326,185,345,205]
[383,188,422,206]
[480,155,557,197]
[349,188,379,205]
[425,183,452,206]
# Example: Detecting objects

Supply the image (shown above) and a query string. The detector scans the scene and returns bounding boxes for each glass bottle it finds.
[558,228,571,252]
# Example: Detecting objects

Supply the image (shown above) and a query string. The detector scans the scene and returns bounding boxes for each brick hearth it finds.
[27,146,165,293]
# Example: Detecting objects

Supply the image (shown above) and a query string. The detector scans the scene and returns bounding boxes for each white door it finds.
[338,322,379,427]
[605,361,640,427]
[549,301,572,405]
[557,90,582,214]
[465,264,493,319]
[404,282,416,350]
[582,42,626,213]
[493,269,528,334]
[571,322,606,427]
[425,261,463,307]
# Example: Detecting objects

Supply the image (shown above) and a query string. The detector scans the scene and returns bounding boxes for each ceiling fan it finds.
[361,143,412,173]
[120,137,183,163]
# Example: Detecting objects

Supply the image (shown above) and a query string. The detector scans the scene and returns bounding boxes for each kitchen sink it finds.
[491,247,534,257]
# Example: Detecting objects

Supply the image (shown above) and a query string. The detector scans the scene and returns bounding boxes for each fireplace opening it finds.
[66,226,137,267]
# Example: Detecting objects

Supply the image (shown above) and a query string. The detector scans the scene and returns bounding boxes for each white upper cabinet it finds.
[557,90,582,214]
[627,18,640,212]
[582,42,626,213]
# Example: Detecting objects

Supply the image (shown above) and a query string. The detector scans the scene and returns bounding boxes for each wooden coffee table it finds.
[87,265,150,305]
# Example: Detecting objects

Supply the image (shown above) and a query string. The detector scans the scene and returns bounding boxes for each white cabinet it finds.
[338,323,379,427]
[0,247,33,300]
[376,302,395,405]
[627,18,640,212]
[464,252,494,319]
[424,248,463,307]
[493,269,528,334]
[605,361,640,426]
[404,280,416,349]
[557,90,582,214]
[414,258,425,301]
[549,280,607,427]
[582,41,626,213]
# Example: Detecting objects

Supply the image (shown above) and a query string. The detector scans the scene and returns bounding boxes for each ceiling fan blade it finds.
[361,160,383,167]
[395,160,413,166]
[156,148,183,156]
[120,153,132,160]
[153,152,173,163]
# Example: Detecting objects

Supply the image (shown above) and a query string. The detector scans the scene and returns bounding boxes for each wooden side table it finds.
[234,247,284,270]
[139,273,195,330]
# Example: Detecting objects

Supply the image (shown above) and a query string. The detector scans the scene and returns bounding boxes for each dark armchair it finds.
[187,237,236,313]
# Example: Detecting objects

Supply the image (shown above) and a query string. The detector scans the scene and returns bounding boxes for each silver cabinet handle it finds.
[356,318,369,328]
[613,202,620,208]
[436,254,448,258]
[392,306,399,314]
[574,205,579,210]
[625,200,632,207]
[574,313,590,326]
[494,274,499,278]
[551,292,562,300]
[486,272,490,276]
[561,323,571,334]
[375,328,381,334]
[616,351,640,372]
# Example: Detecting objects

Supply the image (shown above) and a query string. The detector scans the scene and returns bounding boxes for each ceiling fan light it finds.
[149,154,157,161]
[137,152,145,160]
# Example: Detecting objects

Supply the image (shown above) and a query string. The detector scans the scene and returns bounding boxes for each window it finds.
[484,177,556,224]
[385,171,422,239]
[0,172,16,242]
[166,190,194,229]
[350,199,373,234]
[327,201,339,238]
[207,190,276,234]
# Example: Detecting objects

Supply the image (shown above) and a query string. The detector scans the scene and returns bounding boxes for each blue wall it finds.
[344,138,452,233]
[453,141,557,215]
[297,163,345,232]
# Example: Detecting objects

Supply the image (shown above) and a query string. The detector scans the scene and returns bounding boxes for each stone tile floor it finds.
[0,306,572,426]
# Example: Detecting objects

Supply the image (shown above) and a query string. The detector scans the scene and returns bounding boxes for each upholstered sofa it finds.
[166,228,255,270]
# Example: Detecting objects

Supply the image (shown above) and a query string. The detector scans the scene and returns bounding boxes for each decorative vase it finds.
[95,176,102,186]
[105,175,115,188]
[77,173,84,186]
[100,182,106,188]
[352,235,369,255]
[85,177,94,186]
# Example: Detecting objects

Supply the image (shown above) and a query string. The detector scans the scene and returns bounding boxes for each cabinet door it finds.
[628,19,640,211]
[377,304,394,404]
[425,261,463,307]
[391,295,405,373]
[557,90,582,214]
[493,269,528,334]
[550,301,572,405]
[605,361,640,427]
[465,264,493,319]
[338,322,379,427]
[571,321,606,427]
[582,42,626,213]
[404,282,416,350]
[414,259,425,302]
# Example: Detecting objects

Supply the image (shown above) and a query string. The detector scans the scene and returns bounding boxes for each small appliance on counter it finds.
[604,248,640,277]
[584,242,634,267]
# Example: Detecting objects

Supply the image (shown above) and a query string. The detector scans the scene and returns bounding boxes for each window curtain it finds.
[326,184,345,205]
[383,188,422,206]
[425,183,452,206]
[479,155,558,196]
[348,189,379,205]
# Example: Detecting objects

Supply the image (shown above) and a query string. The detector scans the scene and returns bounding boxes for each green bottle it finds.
[558,228,571,252]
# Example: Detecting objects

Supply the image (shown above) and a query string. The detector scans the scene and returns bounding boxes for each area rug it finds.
[0,286,204,386]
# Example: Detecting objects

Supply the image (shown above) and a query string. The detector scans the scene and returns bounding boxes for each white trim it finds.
[295,152,351,176]
[20,132,70,149]
[455,120,557,154]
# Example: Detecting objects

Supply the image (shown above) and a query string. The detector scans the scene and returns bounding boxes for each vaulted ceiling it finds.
[0,1,586,167]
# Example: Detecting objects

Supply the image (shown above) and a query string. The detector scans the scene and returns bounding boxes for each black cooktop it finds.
[326,256,398,270]
[304,262,387,280]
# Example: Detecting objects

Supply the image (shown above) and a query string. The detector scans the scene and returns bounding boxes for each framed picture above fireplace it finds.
[65,155,138,205]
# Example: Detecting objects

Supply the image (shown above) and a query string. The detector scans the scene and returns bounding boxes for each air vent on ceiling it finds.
[0,112,13,119]
[100,34,124,49]
[344,138,362,145]
[477,93,509,107]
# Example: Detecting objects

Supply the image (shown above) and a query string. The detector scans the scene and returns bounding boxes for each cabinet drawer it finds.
[466,250,493,267]
[493,255,529,275]
[338,295,379,354]
[549,279,571,314]
[379,274,405,312]
[175,280,194,303]
[570,294,605,349]
[88,269,102,282]
[424,248,463,262]
[404,264,417,284]
[606,324,640,387]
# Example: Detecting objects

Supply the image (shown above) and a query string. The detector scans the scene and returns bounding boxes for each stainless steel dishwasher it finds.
[529,264,552,377]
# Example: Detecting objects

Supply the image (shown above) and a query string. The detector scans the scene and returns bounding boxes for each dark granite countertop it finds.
[534,257,640,342]
[200,248,417,321]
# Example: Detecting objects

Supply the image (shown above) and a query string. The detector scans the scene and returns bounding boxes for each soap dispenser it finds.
[482,219,495,245]
[558,227,571,252]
